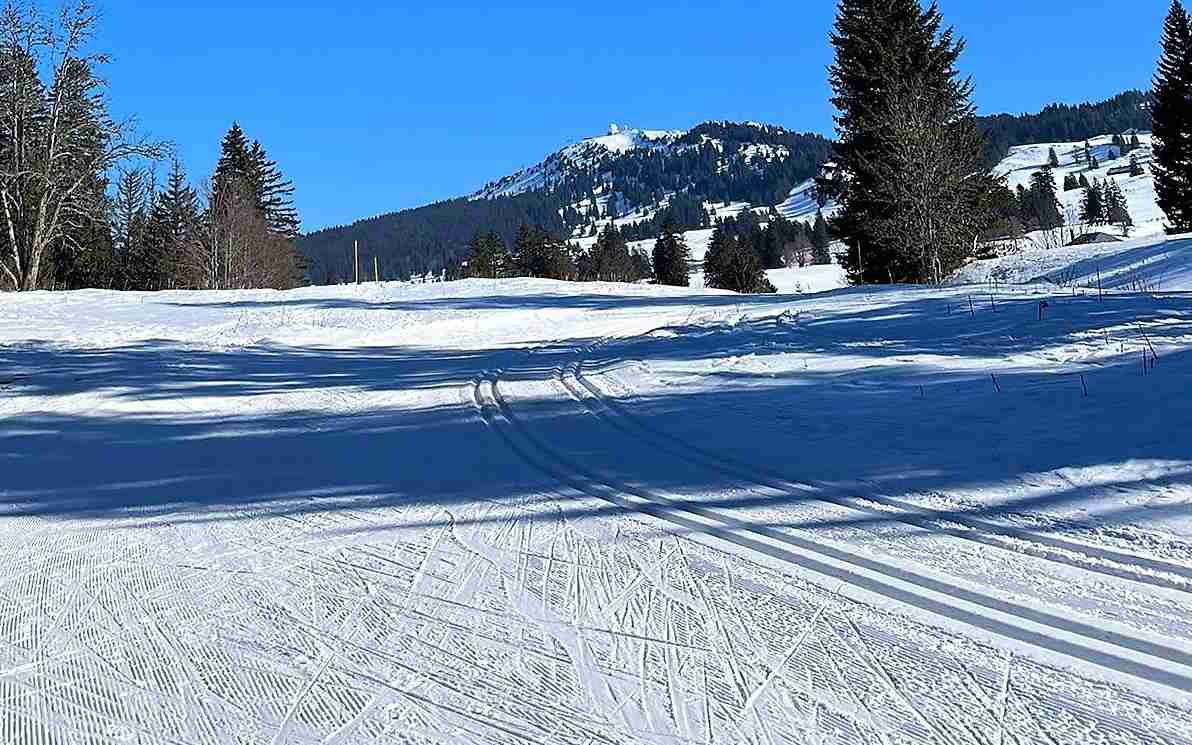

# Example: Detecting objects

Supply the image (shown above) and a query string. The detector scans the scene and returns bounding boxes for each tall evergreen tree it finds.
[585,224,642,282]
[1026,165,1064,230]
[811,210,832,265]
[248,140,301,240]
[113,168,152,289]
[1153,1,1192,232]
[1080,180,1106,225]
[465,231,511,278]
[652,222,691,287]
[1105,179,1133,234]
[214,123,253,191]
[514,224,573,280]
[1048,147,1060,167]
[826,0,992,284]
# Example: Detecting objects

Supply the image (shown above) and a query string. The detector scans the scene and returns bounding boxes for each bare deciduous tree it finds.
[182,176,300,291]
[0,0,163,291]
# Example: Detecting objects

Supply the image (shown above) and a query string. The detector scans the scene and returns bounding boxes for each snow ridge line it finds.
[568,341,1192,594]
[473,372,1192,699]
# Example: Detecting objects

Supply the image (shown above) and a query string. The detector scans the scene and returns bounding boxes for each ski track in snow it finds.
[2,252,1192,742]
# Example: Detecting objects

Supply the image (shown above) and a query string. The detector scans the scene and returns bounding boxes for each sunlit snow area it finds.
[2,231,1192,743]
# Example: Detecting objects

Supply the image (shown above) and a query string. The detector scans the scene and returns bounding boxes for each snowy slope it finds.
[3,245,1192,741]
[952,231,1192,290]
[995,134,1166,238]
[473,126,683,199]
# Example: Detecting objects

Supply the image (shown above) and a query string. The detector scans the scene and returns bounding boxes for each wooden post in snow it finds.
[354,240,360,285]
[374,255,380,283]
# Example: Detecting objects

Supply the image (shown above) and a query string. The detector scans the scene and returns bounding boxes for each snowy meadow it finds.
[2,236,1192,743]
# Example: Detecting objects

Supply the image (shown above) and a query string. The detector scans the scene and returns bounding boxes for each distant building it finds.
[1068,232,1122,246]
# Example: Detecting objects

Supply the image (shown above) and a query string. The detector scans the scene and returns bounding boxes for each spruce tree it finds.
[113,168,151,289]
[466,232,511,278]
[1027,165,1064,230]
[1080,181,1106,225]
[515,224,573,280]
[587,224,640,282]
[214,123,253,191]
[827,0,991,284]
[1048,147,1060,167]
[249,141,301,241]
[156,159,200,288]
[1105,179,1133,235]
[703,225,776,293]
[652,222,691,287]
[1153,1,1192,232]
[811,210,832,264]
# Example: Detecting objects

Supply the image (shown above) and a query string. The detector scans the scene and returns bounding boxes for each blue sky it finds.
[100,1,1172,232]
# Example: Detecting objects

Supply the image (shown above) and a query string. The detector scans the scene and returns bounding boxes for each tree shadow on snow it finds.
[0,289,1188,548]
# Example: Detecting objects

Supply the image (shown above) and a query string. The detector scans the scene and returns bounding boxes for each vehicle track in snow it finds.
[473,371,1192,702]
[565,328,1192,596]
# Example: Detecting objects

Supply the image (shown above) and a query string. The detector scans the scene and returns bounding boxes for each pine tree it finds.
[1027,165,1064,230]
[1105,179,1133,235]
[466,231,511,278]
[113,168,151,289]
[514,224,573,280]
[586,224,641,282]
[214,123,253,192]
[249,141,301,241]
[1080,180,1106,225]
[1048,147,1060,167]
[703,225,776,293]
[1153,1,1192,232]
[811,210,832,264]
[827,0,992,284]
[652,222,691,287]
[154,159,200,288]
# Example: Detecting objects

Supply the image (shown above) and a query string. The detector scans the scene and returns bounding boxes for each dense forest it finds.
[976,90,1153,167]
[300,92,1155,285]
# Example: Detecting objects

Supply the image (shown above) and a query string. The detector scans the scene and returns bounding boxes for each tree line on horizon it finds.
[454,207,832,293]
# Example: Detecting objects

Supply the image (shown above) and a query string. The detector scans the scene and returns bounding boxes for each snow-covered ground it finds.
[994,134,1166,240]
[3,235,1192,743]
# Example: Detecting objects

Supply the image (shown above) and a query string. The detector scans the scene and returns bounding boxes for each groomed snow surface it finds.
[3,234,1192,744]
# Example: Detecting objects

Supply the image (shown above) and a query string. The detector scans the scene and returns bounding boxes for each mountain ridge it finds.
[297,90,1153,284]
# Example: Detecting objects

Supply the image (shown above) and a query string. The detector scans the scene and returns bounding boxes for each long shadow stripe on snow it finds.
[477,374,1192,698]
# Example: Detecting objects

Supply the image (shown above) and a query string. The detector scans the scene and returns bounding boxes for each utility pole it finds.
[374,255,380,283]
[354,240,360,285]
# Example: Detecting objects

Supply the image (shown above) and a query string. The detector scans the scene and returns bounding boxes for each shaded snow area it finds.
[3,260,1192,743]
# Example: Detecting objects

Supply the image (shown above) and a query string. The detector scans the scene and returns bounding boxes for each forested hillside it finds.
[297,92,1155,284]
[977,90,1152,166]
[297,123,833,283]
